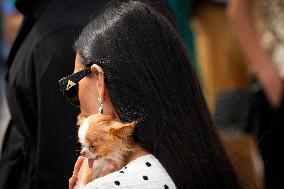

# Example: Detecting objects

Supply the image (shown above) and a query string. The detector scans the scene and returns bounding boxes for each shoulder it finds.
[84,154,176,189]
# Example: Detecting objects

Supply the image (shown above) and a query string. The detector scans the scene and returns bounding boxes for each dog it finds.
[74,113,136,188]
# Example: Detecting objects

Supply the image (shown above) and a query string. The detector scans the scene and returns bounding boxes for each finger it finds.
[69,175,78,189]
[73,156,85,175]
[100,164,116,177]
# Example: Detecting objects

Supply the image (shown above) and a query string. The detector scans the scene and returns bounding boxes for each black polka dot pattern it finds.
[143,176,148,180]
[108,156,174,189]
[145,162,151,167]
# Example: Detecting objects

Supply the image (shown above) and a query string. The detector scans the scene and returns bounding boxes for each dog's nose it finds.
[80,151,86,156]
[80,148,87,156]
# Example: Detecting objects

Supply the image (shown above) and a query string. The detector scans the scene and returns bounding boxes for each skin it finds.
[74,54,115,117]
[227,0,283,108]
[69,53,148,189]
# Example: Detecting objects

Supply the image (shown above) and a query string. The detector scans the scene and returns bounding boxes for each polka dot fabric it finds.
[84,154,176,189]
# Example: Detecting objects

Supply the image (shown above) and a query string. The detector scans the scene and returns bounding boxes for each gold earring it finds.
[98,97,103,114]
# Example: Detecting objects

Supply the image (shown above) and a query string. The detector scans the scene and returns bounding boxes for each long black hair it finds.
[75,1,240,188]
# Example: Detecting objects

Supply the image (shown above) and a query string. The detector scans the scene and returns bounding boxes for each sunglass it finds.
[58,63,103,107]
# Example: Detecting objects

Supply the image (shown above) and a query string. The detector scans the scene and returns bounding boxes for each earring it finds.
[98,97,103,114]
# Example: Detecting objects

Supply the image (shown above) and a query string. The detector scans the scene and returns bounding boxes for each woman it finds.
[61,1,241,188]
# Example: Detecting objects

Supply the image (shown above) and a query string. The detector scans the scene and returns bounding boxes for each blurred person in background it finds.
[2,0,22,47]
[0,0,5,109]
[227,0,284,188]
[191,1,263,189]
[0,0,22,155]
[191,0,251,112]
[0,0,112,188]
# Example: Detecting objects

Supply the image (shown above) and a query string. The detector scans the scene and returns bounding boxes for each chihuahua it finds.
[75,114,136,188]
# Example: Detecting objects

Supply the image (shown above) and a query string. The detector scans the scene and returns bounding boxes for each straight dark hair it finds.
[75,1,240,188]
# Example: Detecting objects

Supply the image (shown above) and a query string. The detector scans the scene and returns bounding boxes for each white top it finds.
[84,154,176,189]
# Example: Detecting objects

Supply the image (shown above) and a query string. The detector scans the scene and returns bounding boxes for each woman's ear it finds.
[91,64,105,100]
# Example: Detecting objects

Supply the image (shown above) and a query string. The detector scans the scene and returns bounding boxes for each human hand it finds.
[256,63,283,108]
[69,157,117,189]
[69,156,85,189]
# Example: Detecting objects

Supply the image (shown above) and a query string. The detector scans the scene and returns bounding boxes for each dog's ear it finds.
[77,113,87,127]
[109,123,135,140]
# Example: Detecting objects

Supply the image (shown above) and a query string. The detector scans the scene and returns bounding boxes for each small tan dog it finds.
[74,114,136,188]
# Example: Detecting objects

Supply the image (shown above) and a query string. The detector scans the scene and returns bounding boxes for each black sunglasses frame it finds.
[58,63,101,107]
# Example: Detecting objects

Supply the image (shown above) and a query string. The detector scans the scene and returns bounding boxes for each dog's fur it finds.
[75,114,136,188]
